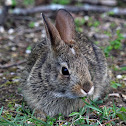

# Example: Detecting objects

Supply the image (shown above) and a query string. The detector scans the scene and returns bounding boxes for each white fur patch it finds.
[70,48,76,55]
[88,86,94,95]
[80,89,87,96]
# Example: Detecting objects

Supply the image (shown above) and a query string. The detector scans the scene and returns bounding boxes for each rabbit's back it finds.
[20,39,48,90]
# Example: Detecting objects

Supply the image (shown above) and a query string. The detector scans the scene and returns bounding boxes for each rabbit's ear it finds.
[56,9,75,45]
[42,13,62,47]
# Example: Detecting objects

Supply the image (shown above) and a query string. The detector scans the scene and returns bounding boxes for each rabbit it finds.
[20,9,109,119]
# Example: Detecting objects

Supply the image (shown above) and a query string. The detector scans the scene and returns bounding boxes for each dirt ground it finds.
[0,11,126,125]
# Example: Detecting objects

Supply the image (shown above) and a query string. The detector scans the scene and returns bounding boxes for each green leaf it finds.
[87,105,102,113]
[52,0,71,5]
[93,21,100,27]
[82,99,102,113]
[120,67,126,71]
[108,11,114,16]
[75,17,85,26]
[26,46,32,51]
[23,0,34,6]
[117,112,126,122]
[79,106,86,115]
[69,112,80,117]
[0,106,3,116]
[76,27,83,32]
[108,46,113,50]
[110,81,122,89]
[94,41,100,45]
[12,0,16,6]
[29,22,35,28]
[120,107,126,112]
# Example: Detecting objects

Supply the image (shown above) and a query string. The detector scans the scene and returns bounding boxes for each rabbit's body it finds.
[21,9,109,118]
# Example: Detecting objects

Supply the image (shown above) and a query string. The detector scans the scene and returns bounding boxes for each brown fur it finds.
[20,9,109,118]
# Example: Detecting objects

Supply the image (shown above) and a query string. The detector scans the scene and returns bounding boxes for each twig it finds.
[0,60,26,69]
[108,93,120,97]
[56,120,67,123]
[93,33,126,40]
[103,16,126,23]
[9,4,126,16]
[8,110,24,116]
[70,115,102,126]
[102,117,119,126]
[17,27,42,36]
[76,0,117,6]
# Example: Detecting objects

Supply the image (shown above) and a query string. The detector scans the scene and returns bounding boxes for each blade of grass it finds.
[82,99,102,113]
[0,106,3,116]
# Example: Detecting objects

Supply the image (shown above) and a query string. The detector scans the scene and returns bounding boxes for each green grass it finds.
[52,0,71,5]
[75,17,85,32]
[113,66,126,71]
[69,98,126,125]
[110,81,122,89]
[103,30,124,57]
[23,0,35,6]
[11,0,35,7]
[75,17,101,32]
[0,97,126,126]
[28,22,35,28]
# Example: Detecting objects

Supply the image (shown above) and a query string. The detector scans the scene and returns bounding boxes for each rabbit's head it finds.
[42,9,94,99]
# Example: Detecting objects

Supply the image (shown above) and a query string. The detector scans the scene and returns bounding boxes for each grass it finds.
[11,0,35,7]
[103,30,124,57]
[110,81,122,89]
[75,17,86,32]
[113,66,126,71]
[0,97,126,126]
[69,98,126,125]
[28,22,35,28]
[52,0,71,5]
[74,17,101,32]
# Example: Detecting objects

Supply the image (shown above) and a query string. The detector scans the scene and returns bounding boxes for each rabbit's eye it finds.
[62,67,69,75]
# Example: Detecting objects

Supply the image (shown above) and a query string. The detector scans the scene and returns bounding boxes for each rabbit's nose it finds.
[83,81,94,94]
[87,86,94,96]
[80,86,94,96]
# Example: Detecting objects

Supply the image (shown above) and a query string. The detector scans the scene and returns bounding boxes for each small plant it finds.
[114,66,126,71]
[110,81,122,89]
[116,107,126,122]
[52,0,71,5]
[75,2,83,6]
[75,17,85,27]
[26,46,32,54]
[110,22,116,29]
[28,22,35,28]
[107,11,115,16]
[26,46,32,51]
[88,18,100,28]
[103,30,124,57]
[94,41,100,45]
[23,0,35,6]
[12,0,16,6]
[93,21,100,27]
[75,17,85,32]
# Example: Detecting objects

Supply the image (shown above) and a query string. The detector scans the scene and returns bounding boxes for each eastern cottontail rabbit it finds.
[21,9,109,118]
